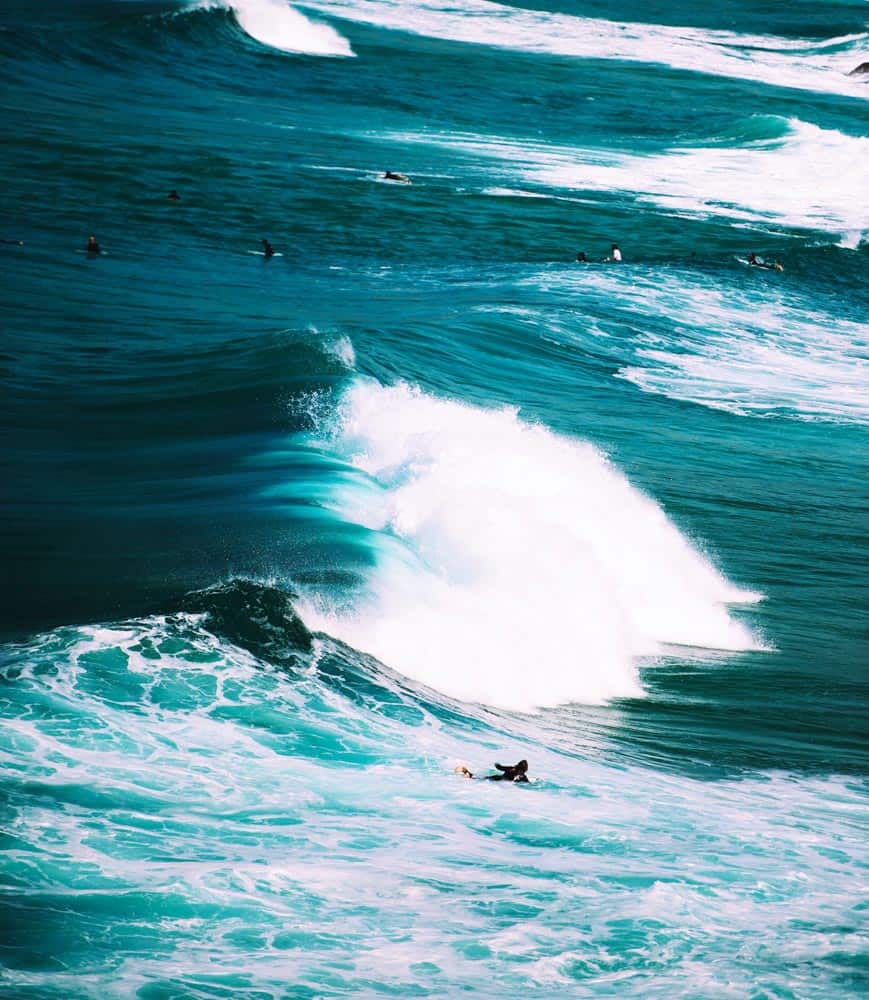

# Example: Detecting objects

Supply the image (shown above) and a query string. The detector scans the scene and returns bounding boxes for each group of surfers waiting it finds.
[575,244,783,271]
[76,183,781,274]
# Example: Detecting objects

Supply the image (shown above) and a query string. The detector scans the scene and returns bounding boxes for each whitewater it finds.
[298,379,762,708]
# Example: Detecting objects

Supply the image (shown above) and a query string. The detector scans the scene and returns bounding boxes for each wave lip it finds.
[195,0,354,57]
[298,380,762,711]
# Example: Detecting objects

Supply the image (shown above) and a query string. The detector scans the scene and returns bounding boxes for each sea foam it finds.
[525,268,869,425]
[391,118,869,241]
[298,380,761,710]
[303,0,866,96]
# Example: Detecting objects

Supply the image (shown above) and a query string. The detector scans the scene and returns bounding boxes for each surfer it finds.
[576,251,588,262]
[748,252,783,272]
[86,235,100,254]
[168,190,180,201]
[454,759,530,783]
[1,239,24,246]
[383,171,410,183]
[261,239,274,259]
[605,243,622,262]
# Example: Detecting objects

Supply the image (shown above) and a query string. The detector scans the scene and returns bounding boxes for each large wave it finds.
[301,0,866,96]
[391,117,869,241]
[195,0,354,56]
[297,380,762,710]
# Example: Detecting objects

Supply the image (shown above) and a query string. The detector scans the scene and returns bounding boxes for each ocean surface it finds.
[1,1,868,996]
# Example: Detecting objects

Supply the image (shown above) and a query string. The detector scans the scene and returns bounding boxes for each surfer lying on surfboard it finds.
[748,252,784,271]
[454,759,530,782]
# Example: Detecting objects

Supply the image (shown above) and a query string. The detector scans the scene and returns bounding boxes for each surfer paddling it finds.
[86,235,101,254]
[383,171,411,184]
[454,759,530,783]
[261,239,274,259]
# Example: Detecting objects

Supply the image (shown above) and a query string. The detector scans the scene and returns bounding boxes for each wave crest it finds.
[194,0,354,57]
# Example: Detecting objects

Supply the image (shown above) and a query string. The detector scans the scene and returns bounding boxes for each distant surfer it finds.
[454,759,530,783]
[747,252,783,272]
[86,235,101,254]
[605,243,622,262]
[383,171,411,184]
[261,239,274,259]
[168,189,180,201]
[575,251,588,262]
[1,239,24,246]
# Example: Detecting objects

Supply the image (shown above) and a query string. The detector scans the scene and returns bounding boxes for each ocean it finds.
[0,0,867,996]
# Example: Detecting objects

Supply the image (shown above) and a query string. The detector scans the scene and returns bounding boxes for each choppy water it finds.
[1,1,867,997]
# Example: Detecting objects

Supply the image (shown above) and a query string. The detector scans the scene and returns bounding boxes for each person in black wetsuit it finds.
[168,190,180,201]
[455,759,530,782]
[576,251,588,262]
[86,235,100,254]
[262,239,274,258]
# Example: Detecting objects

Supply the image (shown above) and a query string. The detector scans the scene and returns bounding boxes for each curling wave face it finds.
[193,0,354,56]
[297,380,762,710]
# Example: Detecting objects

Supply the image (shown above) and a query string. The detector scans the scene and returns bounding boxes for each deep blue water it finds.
[1,1,867,996]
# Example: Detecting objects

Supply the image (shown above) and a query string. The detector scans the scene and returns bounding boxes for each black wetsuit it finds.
[484,761,529,782]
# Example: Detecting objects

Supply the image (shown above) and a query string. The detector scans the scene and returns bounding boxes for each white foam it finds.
[302,0,866,97]
[391,118,869,239]
[298,380,761,710]
[526,267,869,424]
[200,0,354,57]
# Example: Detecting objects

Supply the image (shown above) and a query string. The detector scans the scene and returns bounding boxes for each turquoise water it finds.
[1,1,867,996]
